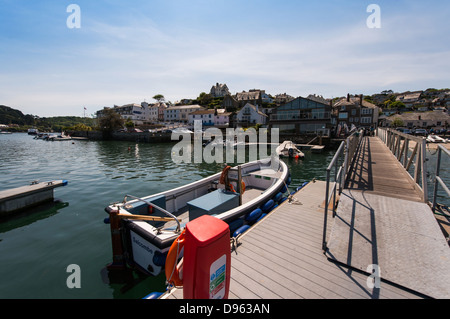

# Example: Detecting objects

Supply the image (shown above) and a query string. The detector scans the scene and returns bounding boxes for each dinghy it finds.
[104,157,290,276]
[276,141,305,159]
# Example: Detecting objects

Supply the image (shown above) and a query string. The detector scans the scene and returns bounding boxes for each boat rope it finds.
[230,233,242,255]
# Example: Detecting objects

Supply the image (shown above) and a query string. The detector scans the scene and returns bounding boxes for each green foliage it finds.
[125,119,135,128]
[392,118,404,127]
[97,108,124,132]
[153,94,165,102]
[0,105,96,131]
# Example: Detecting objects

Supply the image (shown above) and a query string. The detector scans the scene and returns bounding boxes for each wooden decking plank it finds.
[231,251,304,299]
[244,227,374,299]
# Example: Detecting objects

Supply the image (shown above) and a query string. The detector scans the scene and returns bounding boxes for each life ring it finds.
[219,166,231,185]
[229,180,245,194]
[165,229,186,287]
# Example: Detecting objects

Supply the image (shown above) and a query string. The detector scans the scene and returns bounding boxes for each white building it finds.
[236,103,268,126]
[96,103,148,125]
[164,105,204,123]
[188,109,231,128]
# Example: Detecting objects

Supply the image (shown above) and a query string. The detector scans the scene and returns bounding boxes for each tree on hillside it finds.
[153,94,165,103]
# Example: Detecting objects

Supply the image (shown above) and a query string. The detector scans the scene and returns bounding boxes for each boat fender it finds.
[103,217,110,224]
[273,192,283,203]
[287,176,291,185]
[290,190,296,196]
[143,292,163,299]
[165,229,186,287]
[271,204,278,211]
[261,199,275,213]
[281,185,288,193]
[245,208,263,223]
[233,225,250,238]
[296,182,309,192]
[62,180,68,186]
[228,218,244,234]
[257,213,267,222]
[279,197,287,204]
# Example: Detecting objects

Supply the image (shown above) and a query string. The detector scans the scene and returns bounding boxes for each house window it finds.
[351,109,356,116]
[361,117,372,124]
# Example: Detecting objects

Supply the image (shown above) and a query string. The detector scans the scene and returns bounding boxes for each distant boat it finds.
[27,128,39,135]
[427,135,447,143]
[48,133,72,141]
[276,141,305,159]
[104,157,290,276]
[0,131,12,134]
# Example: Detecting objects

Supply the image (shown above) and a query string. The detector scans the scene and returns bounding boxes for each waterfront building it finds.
[97,103,148,126]
[164,105,204,123]
[270,96,333,136]
[383,110,450,129]
[236,103,268,127]
[188,108,231,128]
[334,94,379,131]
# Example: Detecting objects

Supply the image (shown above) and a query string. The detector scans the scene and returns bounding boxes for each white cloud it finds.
[1,4,449,116]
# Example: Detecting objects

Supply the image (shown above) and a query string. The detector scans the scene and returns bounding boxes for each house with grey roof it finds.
[334,94,379,131]
[270,96,333,136]
[236,103,268,127]
[384,110,449,129]
[210,83,230,98]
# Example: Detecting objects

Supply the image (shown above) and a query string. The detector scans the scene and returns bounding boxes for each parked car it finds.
[396,127,412,134]
[414,129,428,136]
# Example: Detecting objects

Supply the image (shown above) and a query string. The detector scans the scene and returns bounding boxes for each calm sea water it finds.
[0,133,447,299]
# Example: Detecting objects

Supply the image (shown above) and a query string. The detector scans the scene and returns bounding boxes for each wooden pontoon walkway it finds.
[325,136,450,299]
[165,179,424,299]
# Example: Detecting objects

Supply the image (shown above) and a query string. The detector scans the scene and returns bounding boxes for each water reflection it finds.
[0,200,69,233]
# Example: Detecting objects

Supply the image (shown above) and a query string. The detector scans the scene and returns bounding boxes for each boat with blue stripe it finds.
[104,156,290,276]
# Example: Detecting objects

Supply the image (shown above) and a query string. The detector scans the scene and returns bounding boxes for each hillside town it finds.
[94,84,450,138]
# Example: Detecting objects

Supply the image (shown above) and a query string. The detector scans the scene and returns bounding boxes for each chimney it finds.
[347,93,350,102]
[360,94,363,106]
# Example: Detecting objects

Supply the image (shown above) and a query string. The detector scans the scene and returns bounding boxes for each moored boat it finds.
[276,141,305,159]
[27,128,39,135]
[427,134,447,143]
[104,156,290,276]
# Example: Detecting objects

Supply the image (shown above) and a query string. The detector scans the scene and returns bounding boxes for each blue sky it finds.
[0,0,449,117]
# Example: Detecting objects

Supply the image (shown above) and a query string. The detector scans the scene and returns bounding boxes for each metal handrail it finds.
[123,194,181,232]
[432,144,450,213]
[322,130,364,251]
[376,128,428,203]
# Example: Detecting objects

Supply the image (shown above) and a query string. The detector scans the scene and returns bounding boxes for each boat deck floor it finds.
[161,186,266,230]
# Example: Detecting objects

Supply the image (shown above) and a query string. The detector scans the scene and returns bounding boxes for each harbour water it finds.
[0,133,447,299]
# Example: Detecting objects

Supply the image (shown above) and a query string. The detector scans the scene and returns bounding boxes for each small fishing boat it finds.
[427,135,447,143]
[27,128,39,135]
[104,157,291,276]
[48,133,72,141]
[276,141,305,159]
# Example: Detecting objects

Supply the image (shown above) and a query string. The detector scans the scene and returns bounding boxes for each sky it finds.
[0,0,449,117]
